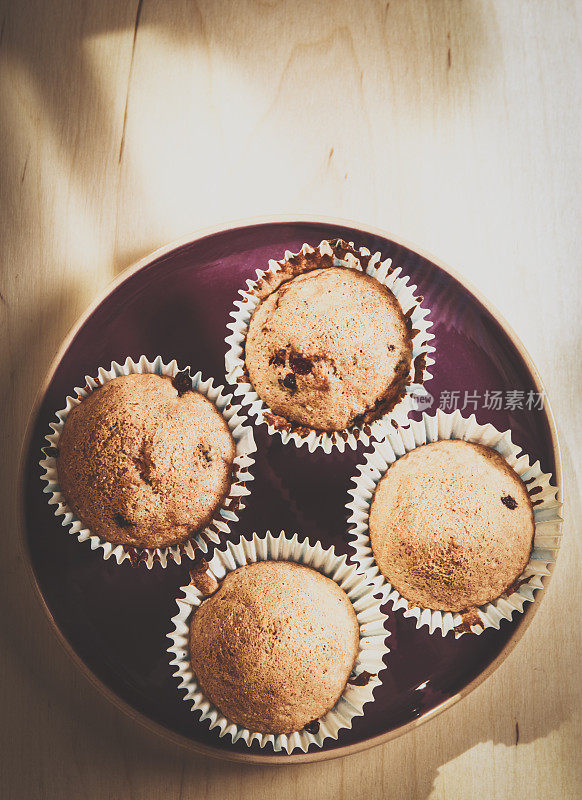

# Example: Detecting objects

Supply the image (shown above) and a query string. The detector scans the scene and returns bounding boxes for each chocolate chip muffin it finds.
[244,266,412,431]
[57,373,235,549]
[368,440,535,612]
[189,560,359,734]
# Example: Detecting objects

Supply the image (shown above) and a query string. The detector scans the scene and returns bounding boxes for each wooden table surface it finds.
[1,1,580,798]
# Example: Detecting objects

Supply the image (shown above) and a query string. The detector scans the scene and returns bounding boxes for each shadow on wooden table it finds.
[4,2,571,798]
[1,0,494,278]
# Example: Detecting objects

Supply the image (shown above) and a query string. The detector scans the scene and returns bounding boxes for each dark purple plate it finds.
[20,218,562,764]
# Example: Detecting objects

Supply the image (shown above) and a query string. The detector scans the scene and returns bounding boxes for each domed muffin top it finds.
[244,266,412,431]
[188,560,360,734]
[369,439,535,612]
[57,373,235,549]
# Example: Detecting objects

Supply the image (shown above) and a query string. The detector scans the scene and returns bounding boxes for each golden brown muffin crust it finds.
[189,561,360,734]
[369,440,535,612]
[57,373,235,549]
[245,266,412,431]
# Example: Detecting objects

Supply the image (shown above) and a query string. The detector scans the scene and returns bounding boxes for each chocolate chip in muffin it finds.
[501,494,518,509]
[269,349,287,367]
[198,443,214,464]
[281,373,297,392]
[347,670,373,686]
[289,353,313,375]
[304,720,320,734]
[172,368,193,396]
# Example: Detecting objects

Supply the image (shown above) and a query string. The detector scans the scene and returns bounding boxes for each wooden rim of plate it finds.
[17,214,564,765]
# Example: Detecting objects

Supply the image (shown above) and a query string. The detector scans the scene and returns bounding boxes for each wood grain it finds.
[0,1,580,798]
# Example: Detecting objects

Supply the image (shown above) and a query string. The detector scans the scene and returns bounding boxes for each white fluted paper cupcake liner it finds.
[347,409,562,637]
[225,239,435,454]
[167,530,390,754]
[40,355,257,569]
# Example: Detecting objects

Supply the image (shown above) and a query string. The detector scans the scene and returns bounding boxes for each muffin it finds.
[368,440,535,612]
[244,266,412,431]
[188,560,360,734]
[56,373,235,549]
